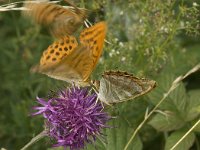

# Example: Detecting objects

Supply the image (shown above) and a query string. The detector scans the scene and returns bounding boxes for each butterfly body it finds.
[31,22,107,86]
[97,71,156,104]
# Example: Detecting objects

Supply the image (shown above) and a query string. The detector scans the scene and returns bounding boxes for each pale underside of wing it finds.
[98,71,156,104]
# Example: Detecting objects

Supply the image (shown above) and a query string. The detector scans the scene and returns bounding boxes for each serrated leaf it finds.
[186,90,200,121]
[148,113,184,132]
[148,73,189,120]
[148,74,176,109]
[106,118,143,150]
[164,130,195,150]
[169,83,188,114]
[117,99,149,129]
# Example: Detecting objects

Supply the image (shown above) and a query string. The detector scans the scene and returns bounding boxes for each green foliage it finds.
[0,0,200,150]
[164,130,195,150]
[105,119,143,150]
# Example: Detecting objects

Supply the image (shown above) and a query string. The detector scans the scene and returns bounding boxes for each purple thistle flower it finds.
[33,86,111,150]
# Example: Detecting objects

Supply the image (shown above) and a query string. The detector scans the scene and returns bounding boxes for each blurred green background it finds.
[0,0,200,149]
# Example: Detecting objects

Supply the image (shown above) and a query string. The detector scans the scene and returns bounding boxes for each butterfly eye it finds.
[68,18,75,25]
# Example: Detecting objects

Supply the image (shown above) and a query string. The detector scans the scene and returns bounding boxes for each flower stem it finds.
[20,131,47,150]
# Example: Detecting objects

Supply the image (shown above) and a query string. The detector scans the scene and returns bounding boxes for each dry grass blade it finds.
[124,63,200,150]
[170,119,200,150]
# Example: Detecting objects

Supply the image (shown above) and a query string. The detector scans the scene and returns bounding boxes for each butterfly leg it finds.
[89,81,99,94]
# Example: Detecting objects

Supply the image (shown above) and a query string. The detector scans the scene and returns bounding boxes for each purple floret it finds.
[33,87,110,150]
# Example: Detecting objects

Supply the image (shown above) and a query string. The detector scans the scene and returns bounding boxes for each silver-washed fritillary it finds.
[31,22,107,86]
[22,0,88,38]
[95,71,156,105]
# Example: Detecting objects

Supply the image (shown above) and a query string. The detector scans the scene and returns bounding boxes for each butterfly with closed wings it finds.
[94,71,156,105]
[31,21,107,86]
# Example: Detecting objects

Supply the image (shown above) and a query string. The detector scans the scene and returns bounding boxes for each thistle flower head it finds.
[33,87,110,150]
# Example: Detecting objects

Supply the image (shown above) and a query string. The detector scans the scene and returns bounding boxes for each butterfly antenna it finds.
[84,19,112,45]
[84,20,90,28]
[85,19,92,27]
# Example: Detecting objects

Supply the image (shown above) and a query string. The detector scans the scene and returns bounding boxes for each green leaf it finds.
[148,73,189,121]
[148,113,184,132]
[193,122,200,132]
[106,118,143,150]
[116,99,149,129]
[164,130,195,150]
[167,46,200,76]
[189,119,200,132]
[169,83,187,114]
[148,74,175,109]
[86,136,106,150]
[186,90,200,121]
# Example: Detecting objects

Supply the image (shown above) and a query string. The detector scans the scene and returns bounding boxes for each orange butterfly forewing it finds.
[32,22,107,85]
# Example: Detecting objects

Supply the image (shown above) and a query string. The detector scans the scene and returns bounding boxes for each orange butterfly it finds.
[31,22,107,86]
[22,0,88,38]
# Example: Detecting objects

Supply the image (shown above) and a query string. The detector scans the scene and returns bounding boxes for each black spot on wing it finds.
[46,55,50,60]
[64,47,68,51]
[69,45,72,50]
[66,39,69,43]
[52,58,57,61]
[50,49,55,53]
